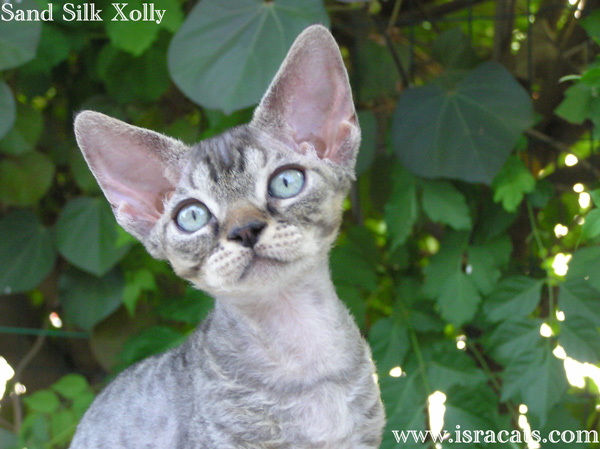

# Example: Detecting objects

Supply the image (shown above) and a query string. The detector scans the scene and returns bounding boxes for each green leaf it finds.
[582,209,600,239]
[392,62,534,184]
[420,180,472,230]
[0,428,17,449]
[0,152,54,207]
[354,38,404,103]
[565,246,600,292]
[581,9,600,43]
[0,82,16,139]
[335,284,367,331]
[0,210,56,294]
[59,267,124,330]
[432,28,480,70]
[0,0,41,70]
[384,167,418,250]
[55,197,131,277]
[427,343,486,391]
[487,318,543,365]
[23,390,60,414]
[50,409,76,443]
[501,342,567,426]
[24,24,71,74]
[123,268,156,315]
[466,236,511,296]
[555,82,593,124]
[379,372,428,449]
[356,110,376,175]
[153,0,184,33]
[559,279,600,327]
[491,156,536,212]
[443,385,500,443]
[99,47,170,104]
[437,271,481,327]
[424,231,469,298]
[168,0,329,113]
[369,318,409,375]
[0,103,44,155]
[483,276,543,322]
[120,325,186,366]
[106,0,160,56]
[558,316,600,363]
[331,246,378,292]
[51,374,90,400]
[69,148,101,194]
[157,288,215,325]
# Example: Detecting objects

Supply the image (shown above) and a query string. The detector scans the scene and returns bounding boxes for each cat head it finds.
[74,25,360,297]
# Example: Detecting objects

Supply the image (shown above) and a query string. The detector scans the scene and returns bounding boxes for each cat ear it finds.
[74,111,186,243]
[251,25,359,171]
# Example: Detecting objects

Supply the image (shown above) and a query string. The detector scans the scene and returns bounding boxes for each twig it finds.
[11,325,48,432]
[371,16,411,88]
[525,128,600,178]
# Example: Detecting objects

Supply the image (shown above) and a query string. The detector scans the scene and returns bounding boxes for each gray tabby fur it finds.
[70,25,385,449]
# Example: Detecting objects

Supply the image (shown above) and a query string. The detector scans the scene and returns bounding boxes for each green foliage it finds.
[18,375,95,449]
[2,1,600,448]
[392,62,534,184]
[167,0,329,113]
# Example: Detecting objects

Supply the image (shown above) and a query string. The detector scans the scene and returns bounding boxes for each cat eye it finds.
[268,168,305,199]
[175,201,211,233]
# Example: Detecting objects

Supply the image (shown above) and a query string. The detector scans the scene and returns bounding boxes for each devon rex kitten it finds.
[70,25,385,448]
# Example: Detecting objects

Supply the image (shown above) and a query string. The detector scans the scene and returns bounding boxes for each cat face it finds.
[74,25,360,297]
[154,126,351,295]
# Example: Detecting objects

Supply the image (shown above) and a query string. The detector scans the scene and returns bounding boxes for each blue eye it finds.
[269,168,305,199]
[175,202,210,233]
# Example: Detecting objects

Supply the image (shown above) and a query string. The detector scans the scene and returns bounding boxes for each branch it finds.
[11,326,47,432]
[525,128,600,178]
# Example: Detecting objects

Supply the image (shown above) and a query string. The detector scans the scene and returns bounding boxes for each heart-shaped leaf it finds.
[0,152,55,207]
[0,82,16,139]
[55,197,131,276]
[0,210,56,294]
[168,0,329,113]
[0,0,42,70]
[392,62,533,184]
[59,267,124,330]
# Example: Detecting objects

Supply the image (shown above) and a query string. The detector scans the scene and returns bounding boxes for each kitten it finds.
[70,25,385,449]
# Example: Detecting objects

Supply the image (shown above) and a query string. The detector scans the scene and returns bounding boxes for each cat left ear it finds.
[251,25,359,172]
[74,111,186,245]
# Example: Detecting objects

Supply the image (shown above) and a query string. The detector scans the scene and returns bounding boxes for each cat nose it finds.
[227,220,266,248]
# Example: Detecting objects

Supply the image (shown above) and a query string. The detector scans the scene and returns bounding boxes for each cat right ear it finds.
[74,111,186,244]
[251,25,360,172]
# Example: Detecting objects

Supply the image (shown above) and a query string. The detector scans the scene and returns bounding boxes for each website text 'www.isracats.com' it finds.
[391,427,600,445]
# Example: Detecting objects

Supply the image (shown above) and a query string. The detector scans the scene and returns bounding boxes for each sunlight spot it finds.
[565,154,578,166]
[552,253,571,276]
[14,382,26,395]
[519,404,528,414]
[540,323,553,338]
[0,356,15,402]
[580,192,591,209]
[573,183,584,193]
[465,264,473,275]
[553,345,567,360]
[577,216,586,225]
[554,224,569,238]
[389,366,403,378]
[428,391,446,436]
[568,0,578,5]
[456,335,466,350]
[564,357,586,388]
[518,412,541,449]
[556,310,565,321]
[49,312,63,328]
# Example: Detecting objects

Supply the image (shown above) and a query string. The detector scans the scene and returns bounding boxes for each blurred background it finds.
[1,0,600,447]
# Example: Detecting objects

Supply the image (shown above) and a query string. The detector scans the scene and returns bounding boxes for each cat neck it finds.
[207,259,362,383]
